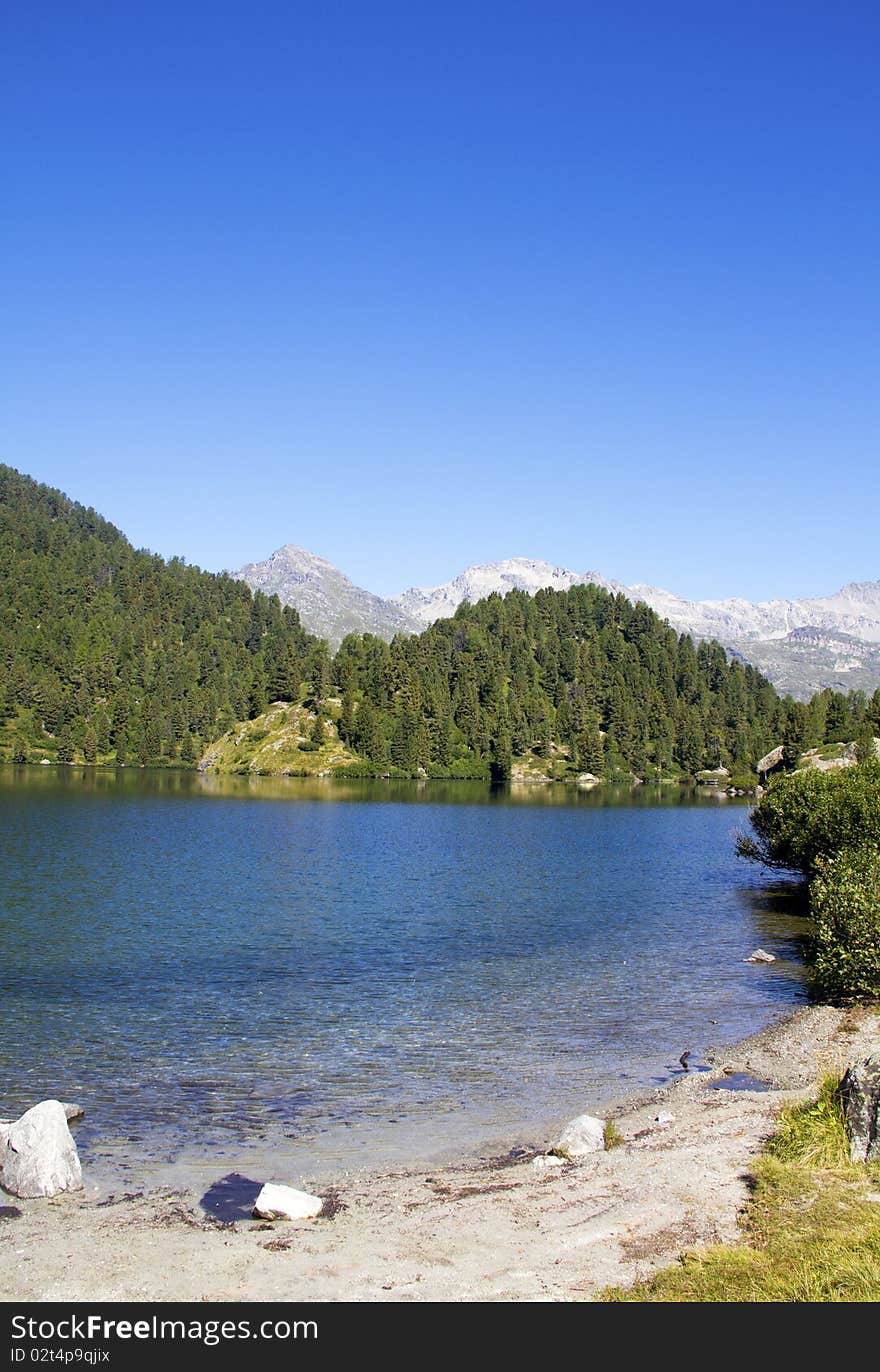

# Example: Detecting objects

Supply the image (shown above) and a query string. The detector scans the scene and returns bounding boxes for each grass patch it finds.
[766,1075,850,1169]
[604,1120,624,1150]
[602,1075,880,1302]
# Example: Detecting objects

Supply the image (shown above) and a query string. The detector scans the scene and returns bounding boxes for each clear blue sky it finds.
[2,1,878,601]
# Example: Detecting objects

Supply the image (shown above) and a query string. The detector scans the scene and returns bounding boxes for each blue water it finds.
[0,768,807,1190]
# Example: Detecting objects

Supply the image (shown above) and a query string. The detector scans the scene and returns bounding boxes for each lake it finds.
[0,766,807,1193]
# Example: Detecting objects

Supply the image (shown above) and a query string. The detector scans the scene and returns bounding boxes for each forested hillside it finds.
[330,586,785,781]
[0,465,317,765]
[4,464,877,781]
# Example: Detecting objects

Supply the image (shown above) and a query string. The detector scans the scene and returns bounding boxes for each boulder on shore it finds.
[252,1183,324,1220]
[551,1114,606,1158]
[0,1101,83,1199]
[842,1055,880,1163]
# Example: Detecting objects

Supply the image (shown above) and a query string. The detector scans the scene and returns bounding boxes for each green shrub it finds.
[811,845,880,999]
[736,760,880,877]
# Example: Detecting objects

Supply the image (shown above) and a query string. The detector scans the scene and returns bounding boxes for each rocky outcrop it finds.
[842,1055,880,1162]
[756,745,784,776]
[0,1101,83,1198]
[252,1183,324,1220]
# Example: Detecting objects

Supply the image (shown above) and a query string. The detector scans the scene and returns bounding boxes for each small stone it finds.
[744,949,776,963]
[552,1114,606,1158]
[532,1154,565,1171]
[252,1183,324,1220]
[62,1103,85,1122]
[654,1112,675,1125]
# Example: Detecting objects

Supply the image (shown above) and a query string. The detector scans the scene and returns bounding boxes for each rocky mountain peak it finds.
[234,544,880,699]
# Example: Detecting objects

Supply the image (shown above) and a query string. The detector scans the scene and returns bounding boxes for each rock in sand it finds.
[551,1114,606,1158]
[252,1183,324,1220]
[0,1100,83,1199]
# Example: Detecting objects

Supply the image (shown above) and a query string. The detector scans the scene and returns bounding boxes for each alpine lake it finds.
[0,765,808,1193]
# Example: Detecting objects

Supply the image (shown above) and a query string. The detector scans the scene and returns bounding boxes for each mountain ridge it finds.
[235,546,880,698]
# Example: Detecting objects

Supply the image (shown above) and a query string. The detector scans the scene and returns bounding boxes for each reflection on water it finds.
[1,763,753,806]
[0,766,808,1190]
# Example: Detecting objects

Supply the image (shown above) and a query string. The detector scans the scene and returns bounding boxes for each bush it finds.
[810,845,880,999]
[736,760,880,877]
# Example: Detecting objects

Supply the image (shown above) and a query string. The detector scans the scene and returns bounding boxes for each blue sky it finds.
[2,2,878,601]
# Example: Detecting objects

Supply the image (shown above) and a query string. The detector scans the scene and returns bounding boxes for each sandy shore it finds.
[2,1003,877,1303]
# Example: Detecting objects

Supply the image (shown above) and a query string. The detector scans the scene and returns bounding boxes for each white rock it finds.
[552,1114,606,1158]
[532,1154,565,1171]
[654,1112,675,1125]
[0,1100,83,1199]
[745,949,776,963]
[252,1183,323,1220]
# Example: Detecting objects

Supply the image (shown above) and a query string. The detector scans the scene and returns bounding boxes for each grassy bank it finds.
[603,1068,880,1302]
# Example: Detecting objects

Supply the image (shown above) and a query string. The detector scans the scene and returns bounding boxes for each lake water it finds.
[0,766,808,1195]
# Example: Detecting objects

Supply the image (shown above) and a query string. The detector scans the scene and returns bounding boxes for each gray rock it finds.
[551,1114,606,1158]
[62,1103,84,1122]
[745,948,776,963]
[842,1055,880,1162]
[0,1101,83,1198]
[252,1183,324,1220]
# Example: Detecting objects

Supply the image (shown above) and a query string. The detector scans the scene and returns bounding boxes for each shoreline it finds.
[3,1000,876,1303]
[1,760,758,794]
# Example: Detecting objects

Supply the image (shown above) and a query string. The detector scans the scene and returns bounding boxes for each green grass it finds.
[602,1075,880,1302]
[603,1119,624,1150]
[766,1075,852,1168]
[202,702,361,776]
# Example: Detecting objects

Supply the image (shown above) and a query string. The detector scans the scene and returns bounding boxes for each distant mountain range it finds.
[234,547,880,700]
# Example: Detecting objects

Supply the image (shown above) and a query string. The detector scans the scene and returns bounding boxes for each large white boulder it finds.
[252,1183,324,1220]
[0,1100,83,1198]
[552,1113,606,1158]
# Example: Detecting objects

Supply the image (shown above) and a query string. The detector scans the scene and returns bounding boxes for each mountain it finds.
[233,545,422,648]
[392,557,621,626]
[626,581,880,646]
[235,544,880,699]
[726,628,880,702]
[393,566,880,700]
[0,466,318,766]
[397,563,880,646]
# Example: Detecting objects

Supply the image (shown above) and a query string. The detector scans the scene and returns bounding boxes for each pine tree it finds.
[490,727,513,784]
[83,725,98,763]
